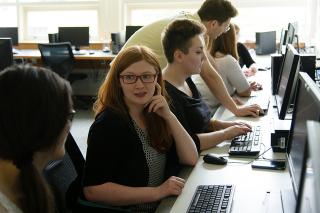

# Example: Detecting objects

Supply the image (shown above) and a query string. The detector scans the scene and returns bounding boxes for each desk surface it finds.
[156,59,293,213]
[13,49,116,61]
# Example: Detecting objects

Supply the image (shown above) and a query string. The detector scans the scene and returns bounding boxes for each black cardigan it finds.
[82,107,180,188]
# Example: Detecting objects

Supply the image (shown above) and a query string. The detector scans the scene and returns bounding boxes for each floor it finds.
[70,108,95,157]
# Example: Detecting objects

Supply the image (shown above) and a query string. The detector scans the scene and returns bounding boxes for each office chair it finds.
[38,42,86,81]
[45,133,130,213]
[0,38,14,71]
[44,133,84,213]
[38,42,91,109]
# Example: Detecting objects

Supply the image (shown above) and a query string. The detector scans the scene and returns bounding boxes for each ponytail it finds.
[19,163,55,213]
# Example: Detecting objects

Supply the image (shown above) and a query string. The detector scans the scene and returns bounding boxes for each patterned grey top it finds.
[131,119,166,212]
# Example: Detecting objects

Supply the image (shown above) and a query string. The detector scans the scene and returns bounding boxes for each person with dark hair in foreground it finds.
[0,64,74,213]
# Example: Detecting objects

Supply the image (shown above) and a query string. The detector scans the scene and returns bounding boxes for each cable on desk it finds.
[226,146,272,165]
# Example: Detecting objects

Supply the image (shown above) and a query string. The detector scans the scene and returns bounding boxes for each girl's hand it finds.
[157,176,185,198]
[145,83,172,120]
[223,124,252,140]
[213,120,251,130]
[249,81,262,91]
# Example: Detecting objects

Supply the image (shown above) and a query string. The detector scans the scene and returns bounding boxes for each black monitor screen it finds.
[0,27,18,46]
[287,72,320,198]
[296,121,320,213]
[58,27,89,49]
[286,23,295,45]
[0,38,13,71]
[276,44,300,119]
[125,25,142,42]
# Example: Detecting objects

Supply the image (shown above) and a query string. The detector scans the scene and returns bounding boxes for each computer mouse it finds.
[203,153,228,165]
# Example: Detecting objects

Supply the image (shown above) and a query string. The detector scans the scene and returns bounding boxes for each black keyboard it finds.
[229,125,261,156]
[187,185,235,213]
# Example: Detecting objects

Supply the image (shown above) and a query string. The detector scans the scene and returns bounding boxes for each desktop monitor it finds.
[279,29,287,54]
[287,72,320,200]
[255,31,276,55]
[0,38,13,71]
[58,27,89,50]
[285,23,295,45]
[275,44,300,120]
[125,25,142,42]
[0,27,18,46]
[296,121,320,213]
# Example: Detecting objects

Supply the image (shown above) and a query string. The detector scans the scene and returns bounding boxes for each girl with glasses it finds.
[0,64,73,213]
[82,45,198,212]
[197,23,262,112]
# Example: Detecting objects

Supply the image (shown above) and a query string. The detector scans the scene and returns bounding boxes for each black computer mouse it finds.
[203,153,228,165]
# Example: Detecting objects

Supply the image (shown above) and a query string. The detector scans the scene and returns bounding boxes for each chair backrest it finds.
[44,133,84,213]
[38,42,75,79]
[0,38,13,71]
[45,133,130,213]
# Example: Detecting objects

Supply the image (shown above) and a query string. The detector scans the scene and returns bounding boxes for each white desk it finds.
[156,61,293,213]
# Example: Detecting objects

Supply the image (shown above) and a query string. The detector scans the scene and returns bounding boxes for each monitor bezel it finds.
[296,121,320,213]
[286,72,320,198]
[275,44,300,120]
[286,23,295,45]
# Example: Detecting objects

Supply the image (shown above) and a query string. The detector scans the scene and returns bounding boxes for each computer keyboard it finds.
[187,185,235,213]
[246,95,270,115]
[73,50,87,55]
[229,125,261,156]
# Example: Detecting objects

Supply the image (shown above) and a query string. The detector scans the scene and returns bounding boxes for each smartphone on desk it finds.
[251,160,286,170]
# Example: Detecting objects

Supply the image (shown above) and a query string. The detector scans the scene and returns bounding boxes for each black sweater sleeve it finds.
[237,42,255,68]
[165,82,201,152]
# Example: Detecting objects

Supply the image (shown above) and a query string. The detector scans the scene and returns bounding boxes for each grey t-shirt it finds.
[193,54,249,112]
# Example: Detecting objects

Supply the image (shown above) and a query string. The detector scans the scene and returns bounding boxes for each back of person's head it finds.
[198,0,238,24]
[161,19,206,63]
[211,23,239,60]
[234,23,240,35]
[0,64,73,213]
[94,45,172,152]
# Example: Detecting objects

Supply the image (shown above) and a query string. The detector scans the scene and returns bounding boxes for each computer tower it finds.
[48,33,59,43]
[0,38,13,71]
[299,54,316,81]
[111,32,121,54]
[271,53,284,94]
[271,119,291,152]
[255,31,276,55]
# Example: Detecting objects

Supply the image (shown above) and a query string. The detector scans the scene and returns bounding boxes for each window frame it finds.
[20,1,100,42]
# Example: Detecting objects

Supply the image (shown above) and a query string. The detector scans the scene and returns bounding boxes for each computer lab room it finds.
[0,0,320,212]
